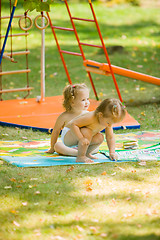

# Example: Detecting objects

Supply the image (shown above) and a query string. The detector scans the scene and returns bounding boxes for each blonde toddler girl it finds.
[61,98,126,163]
[47,83,91,154]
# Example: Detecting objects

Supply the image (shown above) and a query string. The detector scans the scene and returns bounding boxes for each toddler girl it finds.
[61,98,126,163]
[46,83,91,154]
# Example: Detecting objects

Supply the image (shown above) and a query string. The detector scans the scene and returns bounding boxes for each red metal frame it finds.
[88,1,123,102]
[47,0,123,102]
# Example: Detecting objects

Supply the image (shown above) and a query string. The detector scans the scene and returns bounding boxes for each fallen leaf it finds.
[126,197,132,201]
[152,210,159,215]
[134,189,141,192]
[34,202,39,205]
[137,224,142,228]
[100,233,108,238]
[141,112,146,116]
[117,166,125,171]
[124,90,128,93]
[10,209,18,214]
[86,186,93,191]
[22,202,28,206]
[4,186,12,189]
[99,92,103,97]
[89,226,97,233]
[18,179,26,183]
[21,137,28,139]
[76,225,84,232]
[111,172,116,176]
[101,171,107,175]
[123,213,134,218]
[137,65,143,68]
[84,179,93,186]
[35,191,41,195]
[138,161,146,166]
[66,165,74,172]
[140,87,146,91]
[112,198,116,205]
[10,178,16,182]
[13,221,20,227]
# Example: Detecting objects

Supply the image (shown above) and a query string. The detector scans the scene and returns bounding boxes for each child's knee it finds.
[98,133,104,144]
[79,138,90,147]
[54,142,61,153]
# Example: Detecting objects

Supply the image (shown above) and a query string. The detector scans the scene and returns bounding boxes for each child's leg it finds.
[54,142,78,156]
[87,132,104,159]
[76,128,94,163]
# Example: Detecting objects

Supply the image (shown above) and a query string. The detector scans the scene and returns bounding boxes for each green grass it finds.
[0,2,160,240]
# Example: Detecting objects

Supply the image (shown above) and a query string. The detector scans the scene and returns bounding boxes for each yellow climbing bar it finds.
[14,0,18,7]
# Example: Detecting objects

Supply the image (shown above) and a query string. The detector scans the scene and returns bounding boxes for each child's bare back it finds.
[64,98,126,163]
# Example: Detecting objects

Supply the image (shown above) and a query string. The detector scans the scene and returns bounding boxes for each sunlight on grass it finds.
[0,196,22,211]
[0,162,160,240]
[0,1,160,239]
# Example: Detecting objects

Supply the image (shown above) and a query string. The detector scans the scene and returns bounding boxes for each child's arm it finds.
[46,113,66,153]
[105,127,117,161]
[68,112,93,141]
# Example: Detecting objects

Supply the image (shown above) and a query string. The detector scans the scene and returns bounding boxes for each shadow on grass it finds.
[0,161,159,239]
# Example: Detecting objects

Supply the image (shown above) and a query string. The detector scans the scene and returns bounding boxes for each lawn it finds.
[0,1,160,240]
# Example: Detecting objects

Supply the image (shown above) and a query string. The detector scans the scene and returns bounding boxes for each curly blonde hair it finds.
[95,98,126,121]
[63,83,89,111]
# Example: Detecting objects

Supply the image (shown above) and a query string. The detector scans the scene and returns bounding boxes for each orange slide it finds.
[84,60,160,86]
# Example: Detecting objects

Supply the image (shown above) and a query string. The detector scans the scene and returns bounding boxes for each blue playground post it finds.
[0,0,18,65]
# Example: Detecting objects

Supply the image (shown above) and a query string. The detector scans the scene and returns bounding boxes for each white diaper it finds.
[61,127,70,143]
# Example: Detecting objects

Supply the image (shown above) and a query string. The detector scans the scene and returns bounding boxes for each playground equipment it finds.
[19,10,49,101]
[0,0,33,100]
[47,0,160,102]
[0,0,17,64]
[19,11,49,31]
[83,60,160,86]
[0,0,49,101]
[0,0,145,131]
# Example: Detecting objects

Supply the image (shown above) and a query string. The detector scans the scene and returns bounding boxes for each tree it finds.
[23,0,54,12]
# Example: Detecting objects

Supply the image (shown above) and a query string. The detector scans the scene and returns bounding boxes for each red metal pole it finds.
[89,1,123,102]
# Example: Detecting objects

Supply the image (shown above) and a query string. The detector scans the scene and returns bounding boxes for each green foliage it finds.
[126,0,140,6]
[23,0,53,12]
[21,0,140,12]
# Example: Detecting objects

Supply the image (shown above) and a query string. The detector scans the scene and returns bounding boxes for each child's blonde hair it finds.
[95,98,126,121]
[63,83,89,111]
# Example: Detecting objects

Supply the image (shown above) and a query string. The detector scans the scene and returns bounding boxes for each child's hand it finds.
[46,148,55,154]
[109,152,118,161]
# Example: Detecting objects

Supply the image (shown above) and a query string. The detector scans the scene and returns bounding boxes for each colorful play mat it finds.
[0,130,160,167]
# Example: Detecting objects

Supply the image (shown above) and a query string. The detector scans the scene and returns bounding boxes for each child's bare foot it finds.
[76,156,94,163]
[45,149,54,154]
[87,153,98,159]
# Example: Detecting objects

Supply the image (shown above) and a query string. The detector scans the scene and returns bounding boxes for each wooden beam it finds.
[0,15,23,19]
[1,33,29,38]
[5,50,30,56]
[0,69,31,75]
[0,87,33,94]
